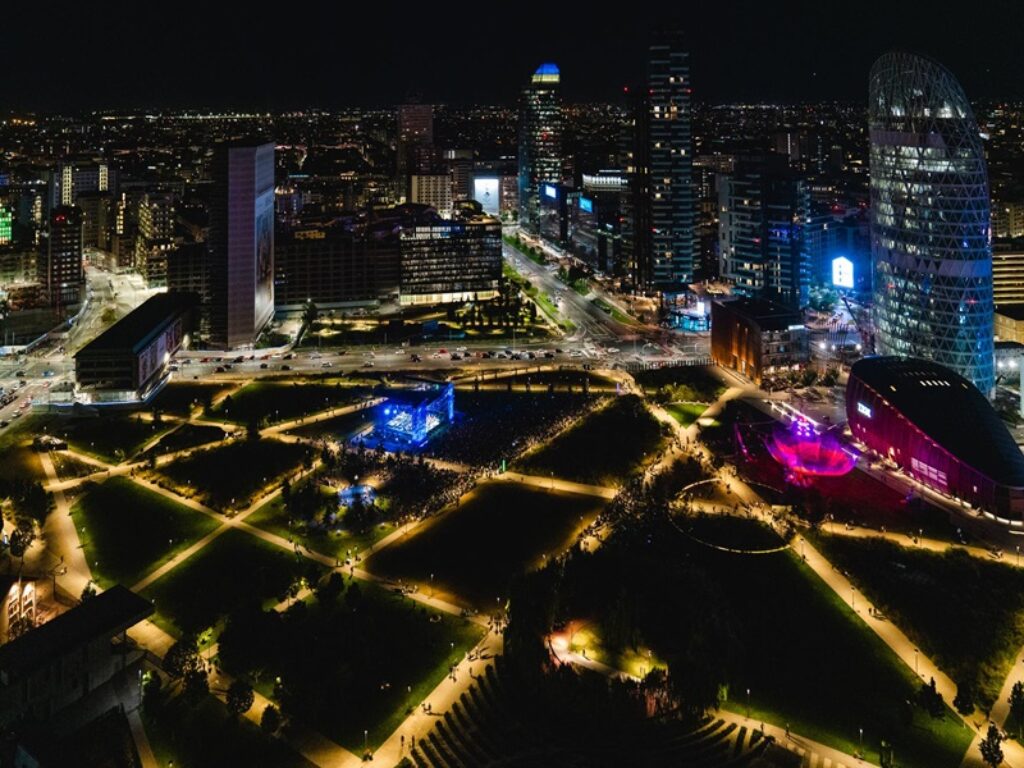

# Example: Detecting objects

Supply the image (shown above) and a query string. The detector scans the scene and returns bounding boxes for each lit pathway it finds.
[497,471,617,499]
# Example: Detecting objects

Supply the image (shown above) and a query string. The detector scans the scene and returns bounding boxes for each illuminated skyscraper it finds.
[623,35,696,290]
[870,52,994,394]
[647,34,696,288]
[518,63,562,232]
[206,141,275,348]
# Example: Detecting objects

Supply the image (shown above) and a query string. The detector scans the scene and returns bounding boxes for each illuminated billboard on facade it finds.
[832,256,854,289]
[473,177,500,215]
[543,184,558,200]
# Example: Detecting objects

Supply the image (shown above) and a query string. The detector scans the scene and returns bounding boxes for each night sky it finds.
[9,1,1024,111]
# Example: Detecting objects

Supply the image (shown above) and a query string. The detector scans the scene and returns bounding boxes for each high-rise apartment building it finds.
[622,35,697,290]
[518,63,562,232]
[409,174,453,219]
[38,206,84,308]
[719,155,811,309]
[647,34,696,289]
[870,52,993,394]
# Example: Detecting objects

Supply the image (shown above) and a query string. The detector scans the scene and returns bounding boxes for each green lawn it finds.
[151,438,312,511]
[150,381,236,415]
[810,532,1024,709]
[515,395,666,486]
[246,490,395,561]
[144,691,313,768]
[676,518,971,767]
[51,451,98,480]
[36,414,173,463]
[211,381,369,425]
[366,481,604,609]
[284,408,375,442]
[142,528,319,636]
[634,365,726,403]
[664,401,708,427]
[142,423,229,457]
[73,477,220,590]
[220,581,484,752]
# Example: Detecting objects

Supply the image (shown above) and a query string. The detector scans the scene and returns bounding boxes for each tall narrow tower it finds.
[870,52,993,394]
[518,63,562,232]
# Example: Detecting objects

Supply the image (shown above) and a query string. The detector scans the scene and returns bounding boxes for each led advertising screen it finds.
[579,196,593,214]
[832,255,854,289]
[543,184,558,200]
[254,189,275,326]
[473,177,500,215]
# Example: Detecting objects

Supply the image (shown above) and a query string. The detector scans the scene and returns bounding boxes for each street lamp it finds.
[746,688,751,719]
[914,648,919,675]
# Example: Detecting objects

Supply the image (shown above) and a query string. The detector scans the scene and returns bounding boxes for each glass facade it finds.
[870,52,994,394]
[518,63,562,232]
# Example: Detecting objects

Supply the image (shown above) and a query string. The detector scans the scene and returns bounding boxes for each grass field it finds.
[246,490,395,560]
[0,419,45,484]
[211,381,368,424]
[514,395,665,486]
[225,582,484,752]
[633,365,726,403]
[150,381,237,415]
[811,532,1024,709]
[366,481,604,609]
[73,477,220,590]
[284,408,375,442]
[674,517,971,767]
[142,423,229,457]
[142,528,319,636]
[152,438,312,511]
[37,415,173,462]
[664,401,708,427]
[144,692,313,768]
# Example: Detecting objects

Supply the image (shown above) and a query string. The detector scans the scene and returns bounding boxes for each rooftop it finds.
[712,297,803,332]
[0,586,153,681]
[850,356,1024,487]
[532,63,560,84]
[996,305,1024,321]
[76,292,197,357]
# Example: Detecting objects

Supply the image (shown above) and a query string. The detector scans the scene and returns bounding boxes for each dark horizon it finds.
[7,1,1024,111]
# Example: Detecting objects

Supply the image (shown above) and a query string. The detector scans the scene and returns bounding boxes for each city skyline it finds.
[6,1,1024,111]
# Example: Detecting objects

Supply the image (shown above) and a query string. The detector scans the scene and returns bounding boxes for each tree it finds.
[183,668,209,705]
[980,723,1004,767]
[303,300,320,329]
[1009,681,1024,737]
[164,635,201,678]
[226,680,255,718]
[80,582,98,602]
[953,680,974,715]
[315,572,344,606]
[261,704,281,736]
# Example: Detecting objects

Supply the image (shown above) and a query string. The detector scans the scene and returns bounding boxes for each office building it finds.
[518,63,562,231]
[0,586,152,728]
[74,292,197,401]
[52,157,115,209]
[37,206,84,308]
[710,297,809,385]
[847,356,1024,519]
[201,141,276,348]
[397,102,434,186]
[76,191,112,252]
[538,182,569,246]
[399,202,501,305]
[719,155,811,309]
[993,237,1024,308]
[870,52,994,394]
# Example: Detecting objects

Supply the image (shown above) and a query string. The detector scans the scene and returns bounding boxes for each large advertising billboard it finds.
[254,188,275,326]
[473,177,500,215]
[832,255,854,289]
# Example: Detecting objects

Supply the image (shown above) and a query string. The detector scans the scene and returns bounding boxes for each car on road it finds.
[321,362,333,368]
[42,370,54,377]
[281,364,291,371]
[14,371,24,378]
[410,354,422,362]
[363,361,375,367]
[215,366,225,373]
[260,363,269,369]
[283,353,295,360]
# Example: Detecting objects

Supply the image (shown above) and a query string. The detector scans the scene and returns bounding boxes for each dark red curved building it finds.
[846,357,1024,519]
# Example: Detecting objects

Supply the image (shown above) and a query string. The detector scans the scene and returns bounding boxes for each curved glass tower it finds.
[870,52,993,394]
